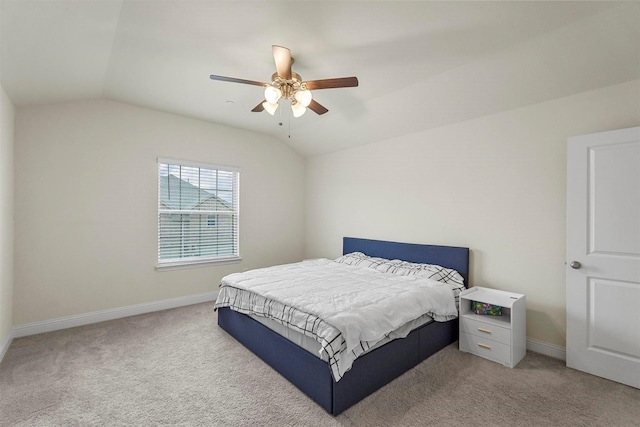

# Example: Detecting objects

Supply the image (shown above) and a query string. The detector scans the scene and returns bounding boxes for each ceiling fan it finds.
[209,45,358,117]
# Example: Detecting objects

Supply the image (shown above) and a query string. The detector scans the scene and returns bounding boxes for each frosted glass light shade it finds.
[291,101,306,117]
[264,86,282,104]
[294,89,312,107]
[262,101,278,115]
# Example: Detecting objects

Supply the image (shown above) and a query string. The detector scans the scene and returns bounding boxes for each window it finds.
[157,158,240,269]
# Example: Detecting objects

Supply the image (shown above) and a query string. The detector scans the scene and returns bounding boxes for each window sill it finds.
[156,256,242,272]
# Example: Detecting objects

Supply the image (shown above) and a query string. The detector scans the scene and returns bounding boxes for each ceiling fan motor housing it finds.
[270,72,306,99]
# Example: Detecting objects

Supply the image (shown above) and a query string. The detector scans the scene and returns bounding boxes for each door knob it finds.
[569,261,582,269]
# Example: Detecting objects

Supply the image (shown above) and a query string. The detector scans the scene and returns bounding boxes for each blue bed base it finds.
[217,237,470,415]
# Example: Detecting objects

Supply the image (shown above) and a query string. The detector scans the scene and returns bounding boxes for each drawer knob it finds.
[477,327,492,334]
[477,343,492,350]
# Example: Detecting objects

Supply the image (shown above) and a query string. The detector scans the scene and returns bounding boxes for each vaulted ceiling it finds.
[1,1,639,157]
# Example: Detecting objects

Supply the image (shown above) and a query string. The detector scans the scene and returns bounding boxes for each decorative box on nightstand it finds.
[459,287,526,368]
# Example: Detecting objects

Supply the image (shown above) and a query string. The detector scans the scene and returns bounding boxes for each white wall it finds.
[9,81,639,347]
[0,84,14,349]
[13,99,305,325]
[305,80,640,348]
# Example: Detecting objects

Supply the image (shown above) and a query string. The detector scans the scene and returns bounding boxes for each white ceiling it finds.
[1,1,639,157]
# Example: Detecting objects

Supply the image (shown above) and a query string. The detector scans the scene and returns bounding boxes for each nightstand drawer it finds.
[460,317,511,345]
[459,331,511,365]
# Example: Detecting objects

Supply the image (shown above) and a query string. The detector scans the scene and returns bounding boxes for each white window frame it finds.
[156,157,241,271]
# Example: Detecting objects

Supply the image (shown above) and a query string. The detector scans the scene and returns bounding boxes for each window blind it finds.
[157,159,239,267]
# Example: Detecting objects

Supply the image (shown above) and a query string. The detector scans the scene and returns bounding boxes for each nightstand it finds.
[458,287,526,368]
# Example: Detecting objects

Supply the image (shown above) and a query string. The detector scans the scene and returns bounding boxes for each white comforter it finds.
[214,258,459,381]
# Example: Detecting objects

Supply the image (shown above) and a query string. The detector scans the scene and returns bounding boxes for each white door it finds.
[566,126,640,389]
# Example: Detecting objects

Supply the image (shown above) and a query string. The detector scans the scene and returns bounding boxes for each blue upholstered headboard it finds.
[343,237,470,287]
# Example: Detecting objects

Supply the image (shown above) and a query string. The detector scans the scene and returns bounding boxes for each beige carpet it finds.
[1,303,638,426]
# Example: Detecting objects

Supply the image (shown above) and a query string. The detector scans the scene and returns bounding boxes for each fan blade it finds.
[272,45,292,80]
[307,99,329,115]
[251,101,266,112]
[210,74,268,87]
[305,77,359,90]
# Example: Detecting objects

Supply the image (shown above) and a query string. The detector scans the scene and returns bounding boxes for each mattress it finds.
[248,312,435,362]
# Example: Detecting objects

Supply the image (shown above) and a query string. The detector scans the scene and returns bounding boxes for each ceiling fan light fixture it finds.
[262,101,278,115]
[294,89,312,107]
[291,100,306,118]
[210,45,358,118]
[264,86,282,104]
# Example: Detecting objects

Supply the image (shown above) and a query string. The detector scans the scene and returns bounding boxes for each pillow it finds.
[377,259,467,309]
[373,259,465,287]
[335,252,465,287]
[334,252,390,269]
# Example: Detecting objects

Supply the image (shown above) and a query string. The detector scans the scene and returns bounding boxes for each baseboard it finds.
[0,330,14,364]
[527,337,566,360]
[8,294,567,362]
[12,291,218,338]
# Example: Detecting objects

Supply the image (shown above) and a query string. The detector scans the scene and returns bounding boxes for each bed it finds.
[216,237,470,415]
